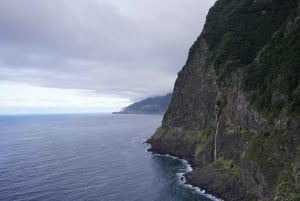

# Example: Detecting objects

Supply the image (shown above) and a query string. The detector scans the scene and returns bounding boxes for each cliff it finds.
[113,93,172,114]
[148,0,300,200]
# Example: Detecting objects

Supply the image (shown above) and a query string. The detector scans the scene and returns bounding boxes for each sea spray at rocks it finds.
[144,141,224,201]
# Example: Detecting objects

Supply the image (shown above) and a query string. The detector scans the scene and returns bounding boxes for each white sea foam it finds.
[145,146,224,201]
[143,141,152,151]
[176,172,186,183]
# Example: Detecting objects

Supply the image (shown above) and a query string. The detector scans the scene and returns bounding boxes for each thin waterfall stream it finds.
[214,109,220,161]
[214,119,219,161]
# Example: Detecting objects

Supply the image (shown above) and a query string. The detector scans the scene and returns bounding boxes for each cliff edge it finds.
[148,0,300,200]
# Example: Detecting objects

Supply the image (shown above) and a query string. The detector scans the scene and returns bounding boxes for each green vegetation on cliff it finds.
[150,0,300,200]
[243,17,300,117]
[189,0,300,118]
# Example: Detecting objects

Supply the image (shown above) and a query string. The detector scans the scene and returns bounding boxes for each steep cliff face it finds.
[148,0,300,200]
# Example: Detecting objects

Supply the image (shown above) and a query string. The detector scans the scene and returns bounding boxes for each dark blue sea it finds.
[0,114,218,201]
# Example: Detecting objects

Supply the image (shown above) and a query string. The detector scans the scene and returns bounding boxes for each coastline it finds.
[143,140,224,201]
[145,137,258,201]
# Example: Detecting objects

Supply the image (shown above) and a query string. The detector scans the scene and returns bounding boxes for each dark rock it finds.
[149,0,300,200]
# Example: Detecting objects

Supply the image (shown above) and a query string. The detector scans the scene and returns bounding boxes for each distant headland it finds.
[113,93,172,115]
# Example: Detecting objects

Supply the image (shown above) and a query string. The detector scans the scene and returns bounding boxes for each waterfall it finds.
[214,108,220,161]
[214,117,219,161]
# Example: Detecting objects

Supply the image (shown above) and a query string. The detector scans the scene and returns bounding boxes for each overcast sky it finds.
[0,0,216,114]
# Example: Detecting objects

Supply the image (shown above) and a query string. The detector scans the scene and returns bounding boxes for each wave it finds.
[144,141,223,201]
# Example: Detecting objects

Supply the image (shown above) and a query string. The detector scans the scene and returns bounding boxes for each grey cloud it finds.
[0,0,216,100]
[0,0,136,60]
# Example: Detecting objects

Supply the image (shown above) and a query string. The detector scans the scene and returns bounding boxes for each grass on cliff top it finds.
[198,0,296,69]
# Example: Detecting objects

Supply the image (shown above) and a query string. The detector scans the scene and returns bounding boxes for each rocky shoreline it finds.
[147,141,257,201]
[185,168,257,201]
[146,142,224,201]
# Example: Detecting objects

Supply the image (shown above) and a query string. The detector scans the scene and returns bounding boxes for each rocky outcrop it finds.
[148,0,300,200]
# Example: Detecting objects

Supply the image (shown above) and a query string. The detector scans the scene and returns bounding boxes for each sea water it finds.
[0,114,215,201]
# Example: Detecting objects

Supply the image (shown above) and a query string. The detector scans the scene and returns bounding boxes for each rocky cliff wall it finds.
[148,0,300,200]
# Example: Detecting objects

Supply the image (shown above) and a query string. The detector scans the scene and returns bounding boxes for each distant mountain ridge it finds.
[113,93,172,114]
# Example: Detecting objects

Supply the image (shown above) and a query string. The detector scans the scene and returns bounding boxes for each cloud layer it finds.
[0,0,215,100]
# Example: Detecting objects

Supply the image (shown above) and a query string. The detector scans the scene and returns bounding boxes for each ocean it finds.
[0,114,217,201]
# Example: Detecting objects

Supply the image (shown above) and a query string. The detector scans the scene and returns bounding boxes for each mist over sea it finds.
[0,114,213,201]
